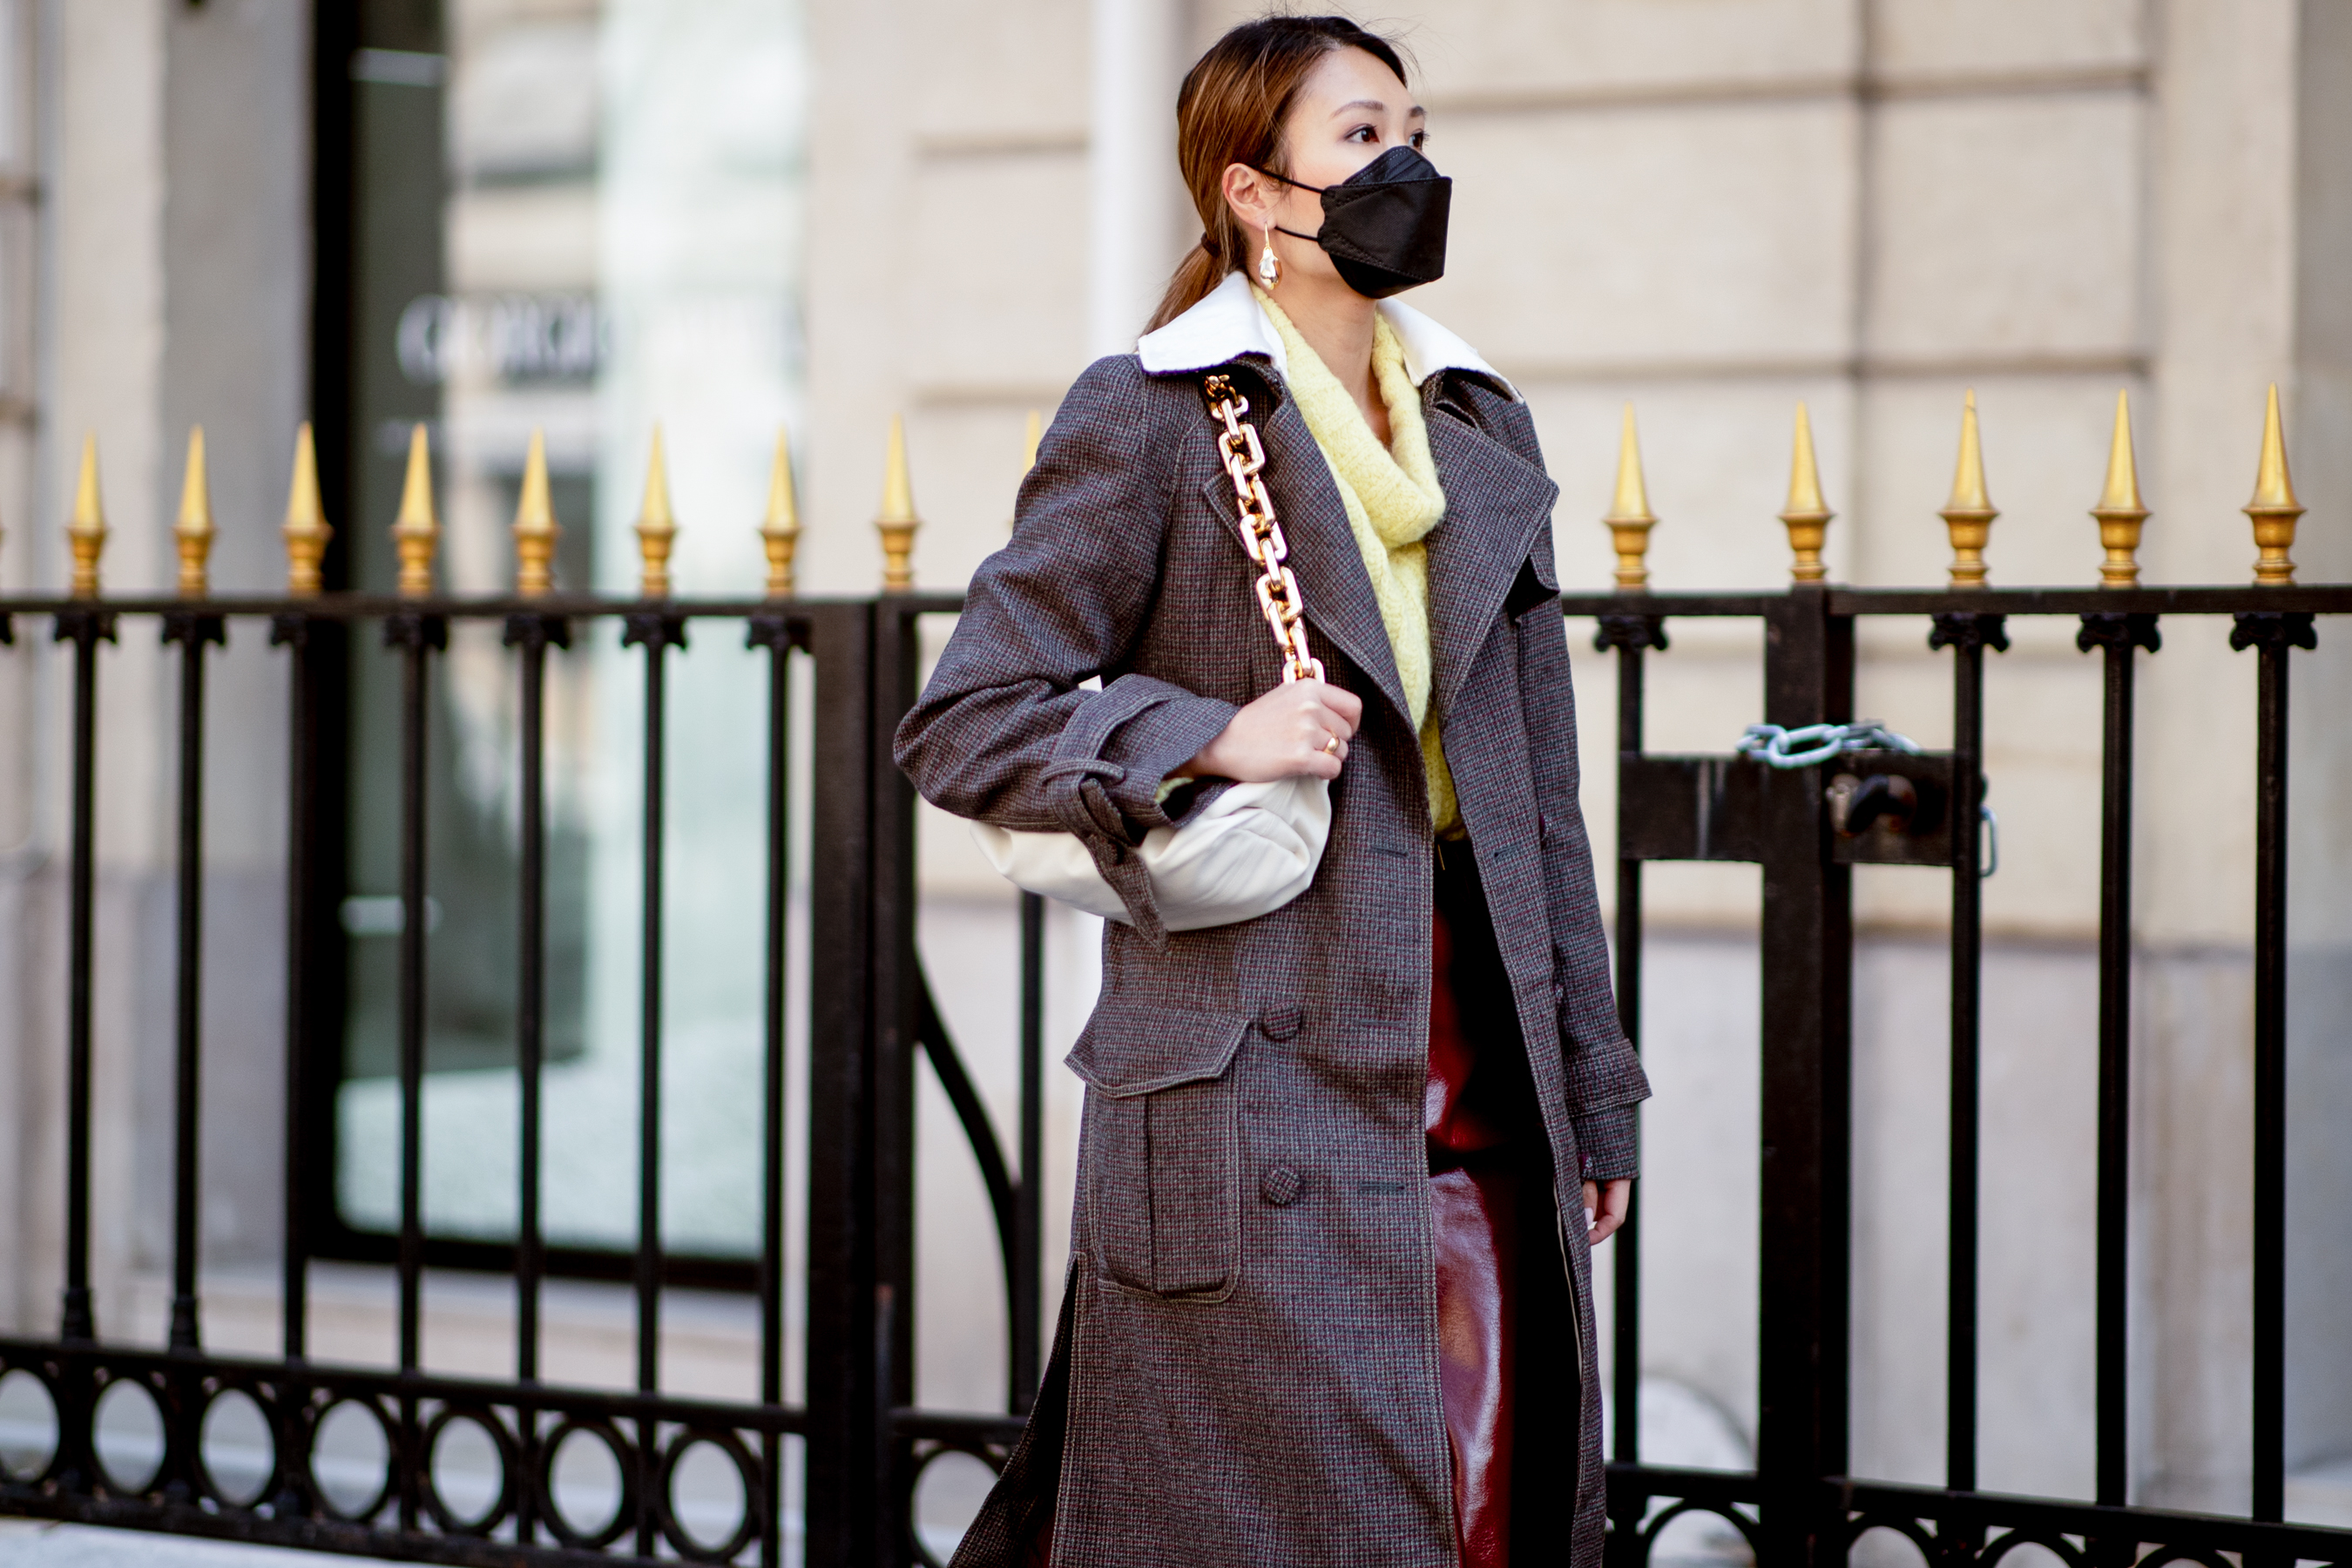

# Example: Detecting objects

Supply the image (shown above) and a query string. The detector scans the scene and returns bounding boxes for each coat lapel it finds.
[1198,391,1410,724]
[1422,402,1561,721]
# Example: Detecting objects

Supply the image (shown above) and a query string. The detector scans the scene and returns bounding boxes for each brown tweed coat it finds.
[894,311,1651,1567]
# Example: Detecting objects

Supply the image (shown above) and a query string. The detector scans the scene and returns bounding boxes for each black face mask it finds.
[1265,144,1451,299]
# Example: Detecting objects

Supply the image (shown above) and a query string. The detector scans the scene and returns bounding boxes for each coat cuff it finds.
[1098,688,1239,831]
[1042,677,1227,841]
[1571,1106,1639,1183]
[1560,1024,1653,1122]
[1037,677,1238,948]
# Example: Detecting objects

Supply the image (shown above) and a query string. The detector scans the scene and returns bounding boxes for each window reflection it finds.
[337,0,805,1261]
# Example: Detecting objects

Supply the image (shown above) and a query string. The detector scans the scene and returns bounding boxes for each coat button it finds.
[1260,1165,1304,1207]
[1259,1004,1304,1042]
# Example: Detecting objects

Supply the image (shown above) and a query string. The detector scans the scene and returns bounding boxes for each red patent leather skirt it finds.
[1429,842,1518,1568]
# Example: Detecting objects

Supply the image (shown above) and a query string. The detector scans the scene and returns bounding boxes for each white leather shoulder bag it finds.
[970,371,1333,930]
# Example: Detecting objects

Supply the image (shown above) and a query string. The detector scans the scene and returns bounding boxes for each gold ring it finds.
[1321,735,1341,755]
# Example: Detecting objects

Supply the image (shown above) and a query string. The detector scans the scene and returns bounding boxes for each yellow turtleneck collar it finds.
[1255,288,1459,835]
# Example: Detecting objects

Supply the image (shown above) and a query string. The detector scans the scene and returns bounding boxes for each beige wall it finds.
[0,0,2346,1535]
[1,0,174,1342]
[0,0,46,1339]
[0,0,310,1335]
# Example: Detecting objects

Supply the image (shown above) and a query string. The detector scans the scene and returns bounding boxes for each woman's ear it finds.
[1220,162,1276,232]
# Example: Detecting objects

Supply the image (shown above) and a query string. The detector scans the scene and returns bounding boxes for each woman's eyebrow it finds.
[1327,98,1426,118]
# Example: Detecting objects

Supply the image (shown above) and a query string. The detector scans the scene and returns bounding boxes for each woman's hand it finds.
[1583,1179,1632,1246]
[1183,679,1362,782]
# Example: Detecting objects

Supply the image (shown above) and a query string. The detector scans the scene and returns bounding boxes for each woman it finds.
[895,17,1648,1567]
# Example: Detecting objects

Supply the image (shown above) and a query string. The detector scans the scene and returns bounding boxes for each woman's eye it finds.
[1409,129,1428,150]
[1346,125,1378,144]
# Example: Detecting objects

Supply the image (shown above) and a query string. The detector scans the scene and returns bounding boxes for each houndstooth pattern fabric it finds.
[894,348,1649,1568]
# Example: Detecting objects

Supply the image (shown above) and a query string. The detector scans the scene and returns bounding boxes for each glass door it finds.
[332,0,807,1267]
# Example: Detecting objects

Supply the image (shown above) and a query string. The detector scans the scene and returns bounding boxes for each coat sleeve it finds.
[891,355,1240,940]
[1484,390,1652,1176]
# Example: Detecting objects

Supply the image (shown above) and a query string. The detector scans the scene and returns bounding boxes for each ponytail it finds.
[1150,236,1244,334]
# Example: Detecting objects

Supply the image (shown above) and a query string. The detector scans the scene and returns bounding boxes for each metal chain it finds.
[1204,374,1323,685]
[1734,720,1923,770]
[1739,719,1997,875]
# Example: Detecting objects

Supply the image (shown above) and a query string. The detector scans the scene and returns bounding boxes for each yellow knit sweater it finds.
[1256,290,1460,835]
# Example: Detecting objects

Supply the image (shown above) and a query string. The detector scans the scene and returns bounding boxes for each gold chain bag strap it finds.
[1204,372,1323,685]
[964,369,1337,934]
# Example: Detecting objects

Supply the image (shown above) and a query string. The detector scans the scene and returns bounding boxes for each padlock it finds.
[1828,772,1918,837]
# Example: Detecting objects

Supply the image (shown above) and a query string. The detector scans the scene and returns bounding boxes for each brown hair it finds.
[1146,16,1412,333]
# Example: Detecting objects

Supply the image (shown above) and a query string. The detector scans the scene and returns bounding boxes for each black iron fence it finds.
[1,422,2350,1568]
[1586,580,2348,1568]
[0,569,1051,1566]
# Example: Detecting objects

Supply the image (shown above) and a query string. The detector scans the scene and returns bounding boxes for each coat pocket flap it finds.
[1065,1002,1249,1098]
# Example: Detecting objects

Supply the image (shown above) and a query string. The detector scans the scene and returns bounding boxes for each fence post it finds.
[806,599,881,1568]
[870,598,923,1567]
[1755,585,1854,1568]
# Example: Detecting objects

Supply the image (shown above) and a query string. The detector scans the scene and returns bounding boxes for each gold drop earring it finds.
[1258,223,1281,288]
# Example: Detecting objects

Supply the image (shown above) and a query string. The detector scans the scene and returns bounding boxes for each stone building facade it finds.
[0,0,2345,1544]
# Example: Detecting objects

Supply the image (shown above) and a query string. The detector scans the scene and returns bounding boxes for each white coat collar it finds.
[1133,268,1519,401]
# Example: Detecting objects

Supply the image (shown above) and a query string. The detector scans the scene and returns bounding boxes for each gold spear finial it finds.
[511,428,559,598]
[173,425,217,598]
[1601,403,1658,591]
[65,432,106,598]
[1939,390,1997,589]
[283,422,333,597]
[759,426,801,598]
[2244,383,2302,585]
[391,422,440,597]
[634,424,678,598]
[875,413,918,591]
[1779,402,1833,584]
[2091,389,2147,588]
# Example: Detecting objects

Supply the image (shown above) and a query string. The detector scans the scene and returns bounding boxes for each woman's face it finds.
[1226,46,1426,294]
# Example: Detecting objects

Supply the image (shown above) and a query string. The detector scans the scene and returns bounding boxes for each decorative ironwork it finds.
[0,1339,796,1563]
[0,576,2346,1568]
[64,434,107,598]
[173,427,218,598]
[1,387,2349,1568]
[760,427,802,598]
[2077,612,2162,655]
[2091,391,2148,588]
[1830,1479,2349,1568]
[901,1415,1019,1568]
[1941,390,1997,589]
[1929,611,2011,655]
[390,425,440,598]
[2243,384,2302,585]
[635,427,680,599]
[511,429,560,597]
[1602,402,1658,591]
[1779,401,1833,584]
[1593,613,1668,654]
[281,422,333,598]
[876,414,919,591]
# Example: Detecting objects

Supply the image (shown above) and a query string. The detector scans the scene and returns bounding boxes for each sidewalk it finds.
[0,1520,363,1565]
